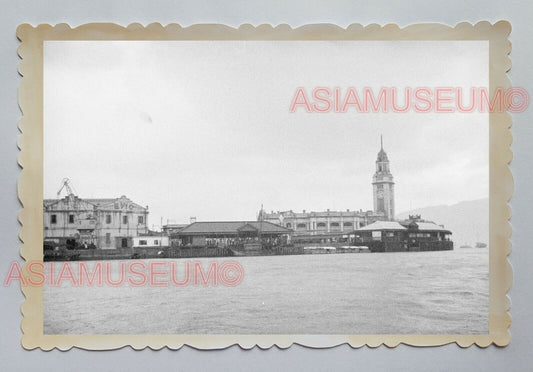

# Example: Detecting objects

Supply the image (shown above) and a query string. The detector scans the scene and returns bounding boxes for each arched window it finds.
[317,222,326,228]
[286,223,292,228]
[343,222,353,227]
[296,223,307,229]
[330,222,340,227]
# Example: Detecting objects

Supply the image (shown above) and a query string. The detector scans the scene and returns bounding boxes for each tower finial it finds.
[381,135,383,150]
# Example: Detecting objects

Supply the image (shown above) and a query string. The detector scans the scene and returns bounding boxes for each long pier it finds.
[43,244,374,261]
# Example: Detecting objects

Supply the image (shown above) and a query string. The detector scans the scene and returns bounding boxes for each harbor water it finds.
[44,248,488,334]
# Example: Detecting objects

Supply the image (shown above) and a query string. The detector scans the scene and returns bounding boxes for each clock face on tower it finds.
[377,189,384,199]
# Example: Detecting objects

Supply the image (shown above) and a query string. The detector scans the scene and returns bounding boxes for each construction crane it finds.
[56,178,77,198]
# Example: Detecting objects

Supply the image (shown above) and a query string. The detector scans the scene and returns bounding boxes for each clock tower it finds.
[372,136,395,221]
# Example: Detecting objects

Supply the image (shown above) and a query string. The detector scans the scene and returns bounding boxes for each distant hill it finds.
[397,198,489,246]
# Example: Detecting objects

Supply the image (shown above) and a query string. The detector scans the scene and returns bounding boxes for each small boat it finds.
[460,244,472,248]
[475,242,487,248]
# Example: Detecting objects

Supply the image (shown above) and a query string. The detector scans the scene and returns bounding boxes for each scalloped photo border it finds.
[16,21,512,350]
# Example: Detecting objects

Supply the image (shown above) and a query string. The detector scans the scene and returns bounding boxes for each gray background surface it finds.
[1,1,531,371]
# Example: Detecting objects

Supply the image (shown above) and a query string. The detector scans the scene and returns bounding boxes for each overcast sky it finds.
[44,41,488,229]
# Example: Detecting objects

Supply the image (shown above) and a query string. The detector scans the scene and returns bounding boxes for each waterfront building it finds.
[260,209,379,236]
[175,221,292,247]
[259,139,395,235]
[355,216,453,252]
[43,194,149,249]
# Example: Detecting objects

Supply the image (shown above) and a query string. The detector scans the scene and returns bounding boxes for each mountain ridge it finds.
[397,198,489,246]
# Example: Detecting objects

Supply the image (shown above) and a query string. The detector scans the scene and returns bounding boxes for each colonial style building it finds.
[43,194,149,249]
[259,139,395,235]
[259,209,378,236]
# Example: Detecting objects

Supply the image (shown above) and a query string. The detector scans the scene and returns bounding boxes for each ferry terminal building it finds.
[260,138,396,235]
[42,140,452,252]
[258,140,453,251]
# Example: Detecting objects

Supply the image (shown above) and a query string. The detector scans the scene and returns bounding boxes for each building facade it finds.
[260,140,395,235]
[43,194,149,249]
[260,209,378,236]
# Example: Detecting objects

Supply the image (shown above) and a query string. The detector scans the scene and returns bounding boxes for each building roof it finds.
[411,222,450,232]
[44,195,147,211]
[377,148,389,162]
[177,221,292,235]
[43,198,117,206]
[162,224,188,230]
[264,210,368,218]
[357,221,407,231]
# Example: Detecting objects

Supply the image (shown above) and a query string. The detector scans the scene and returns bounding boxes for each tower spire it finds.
[373,136,394,221]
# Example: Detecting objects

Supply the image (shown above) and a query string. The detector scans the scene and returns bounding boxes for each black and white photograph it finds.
[40,38,492,337]
[2,0,532,368]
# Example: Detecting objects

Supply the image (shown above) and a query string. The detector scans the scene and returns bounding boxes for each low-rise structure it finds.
[175,221,292,247]
[132,236,169,249]
[355,216,453,252]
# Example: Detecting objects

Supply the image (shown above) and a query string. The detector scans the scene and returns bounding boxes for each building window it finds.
[409,233,431,238]
[50,214,57,224]
[68,214,74,224]
[106,215,111,224]
[139,240,147,246]
[330,222,340,227]
[105,233,111,244]
[286,223,292,228]
[154,240,159,245]
[296,223,306,229]
[317,222,326,228]
[343,222,353,227]
[138,216,144,224]
[123,215,128,224]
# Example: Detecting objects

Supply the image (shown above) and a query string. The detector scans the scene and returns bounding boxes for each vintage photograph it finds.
[41,39,489,335]
[16,22,512,349]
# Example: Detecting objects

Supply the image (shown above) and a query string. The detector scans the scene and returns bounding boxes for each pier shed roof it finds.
[357,221,407,231]
[410,222,451,232]
[177,221,292,236]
